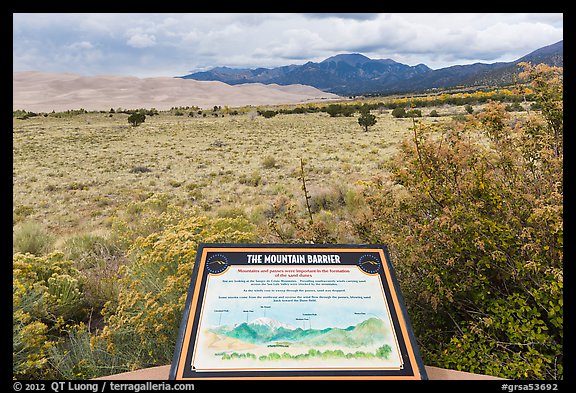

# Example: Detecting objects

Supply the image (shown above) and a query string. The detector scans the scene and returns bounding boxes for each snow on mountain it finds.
[248,317,295,330]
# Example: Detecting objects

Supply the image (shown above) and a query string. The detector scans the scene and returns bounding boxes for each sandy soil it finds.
[13,71,341,112]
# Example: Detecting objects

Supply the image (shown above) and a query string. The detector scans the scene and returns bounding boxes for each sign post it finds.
[170,243,427,380]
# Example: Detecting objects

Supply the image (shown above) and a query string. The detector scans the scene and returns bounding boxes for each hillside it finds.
[180,40,563,95]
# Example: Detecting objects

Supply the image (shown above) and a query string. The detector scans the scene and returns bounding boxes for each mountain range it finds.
[180,40,563,96]
[210,317,388,347]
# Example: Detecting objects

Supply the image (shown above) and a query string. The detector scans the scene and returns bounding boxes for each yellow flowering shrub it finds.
[96,210,257,369]
[13,252,86,379]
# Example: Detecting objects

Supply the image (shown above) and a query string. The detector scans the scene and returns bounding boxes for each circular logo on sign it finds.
[206,254,229,274]
[358,254,381,274]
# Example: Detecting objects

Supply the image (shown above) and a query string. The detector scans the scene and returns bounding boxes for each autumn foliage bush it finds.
[355,63,562,379]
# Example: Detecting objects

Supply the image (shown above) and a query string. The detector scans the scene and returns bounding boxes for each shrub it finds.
[13,204,34,224]
[13,252,88,379]
[129,166,152,173]
[13,221,54,255]
[325,104,355,117]
[61,232,124,310]
[308,185,346,214]
[391,107,406,118]
[13,312,54,379]
[259,110,277,118]
[356,64,563,379]
[406,109,422,118]
[262,156,277,169]
[94,210,258,369]
[238,171,262,187]
[49,323,127,379]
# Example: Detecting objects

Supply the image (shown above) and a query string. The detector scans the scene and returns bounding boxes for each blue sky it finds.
[13,13,563,78]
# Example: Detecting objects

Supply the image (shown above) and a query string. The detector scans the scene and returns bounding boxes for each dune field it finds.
[13,71,341,112]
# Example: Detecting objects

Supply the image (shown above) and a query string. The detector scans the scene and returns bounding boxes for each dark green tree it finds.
[127,112,146,127]
[358,110,377,132]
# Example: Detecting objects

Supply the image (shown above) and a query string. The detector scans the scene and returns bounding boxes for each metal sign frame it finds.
[170,243,427,380]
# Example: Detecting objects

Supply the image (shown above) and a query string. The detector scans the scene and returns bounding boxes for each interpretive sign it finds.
[170,244,427,380]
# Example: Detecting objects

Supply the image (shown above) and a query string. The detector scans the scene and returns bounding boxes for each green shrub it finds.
[216,206,247,219]
[391,107,407,118]
[259,110,277,118]
[325,104,355,117]
[62,233,118,268]
[49,323,128,379]
[406,109,422,118]
[238,171,262,186]
[13,204,34,224]
[13,221,54,255]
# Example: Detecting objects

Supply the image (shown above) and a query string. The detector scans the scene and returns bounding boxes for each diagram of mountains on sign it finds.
[193,314,402,370]
[210,316,389,347]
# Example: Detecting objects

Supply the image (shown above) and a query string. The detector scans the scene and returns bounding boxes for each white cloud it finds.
[126,33,156,48]
[67,41,94,50]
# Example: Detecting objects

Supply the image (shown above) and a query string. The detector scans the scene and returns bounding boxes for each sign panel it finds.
[170,244,427,380]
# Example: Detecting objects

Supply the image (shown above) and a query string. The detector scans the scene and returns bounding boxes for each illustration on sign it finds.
[170,244,427,380]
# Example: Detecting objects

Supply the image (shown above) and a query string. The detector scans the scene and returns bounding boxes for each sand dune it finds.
[202,331,256,351]
[13,71,341,112]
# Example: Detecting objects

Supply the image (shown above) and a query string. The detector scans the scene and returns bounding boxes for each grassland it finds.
[14,106,445,243]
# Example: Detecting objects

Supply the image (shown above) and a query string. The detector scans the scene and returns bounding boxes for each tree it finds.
[358,109,377,132]
[127,112,146,127]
